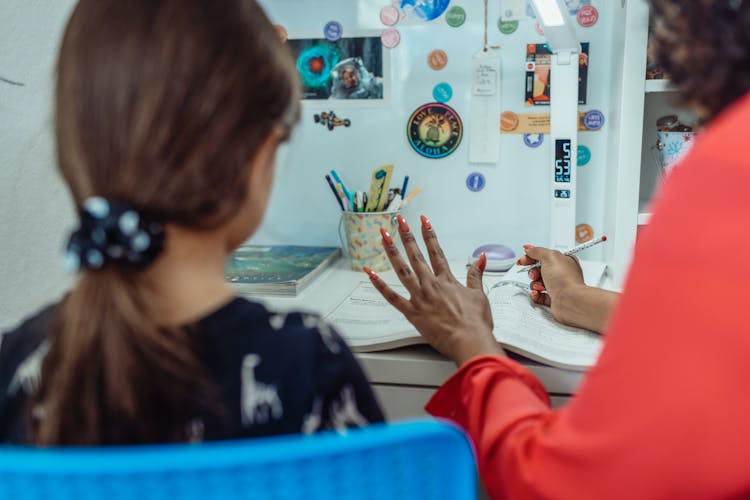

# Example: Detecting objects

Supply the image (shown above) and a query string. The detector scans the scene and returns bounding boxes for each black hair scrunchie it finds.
[64,197,165,272]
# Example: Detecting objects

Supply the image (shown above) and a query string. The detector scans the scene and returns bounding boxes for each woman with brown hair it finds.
[0,0,383,445]
[367,0,750,498]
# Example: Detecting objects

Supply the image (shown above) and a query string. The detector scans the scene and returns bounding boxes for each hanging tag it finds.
[499,0,526,21]
[469,49,501,164]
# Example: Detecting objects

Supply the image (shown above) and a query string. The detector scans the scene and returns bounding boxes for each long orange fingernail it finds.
[420,215,432,231]
[363,266,379,281]
[478,252,487,272]
[380,228,394,245]
[397,214,410,233]
[523,244,534,250]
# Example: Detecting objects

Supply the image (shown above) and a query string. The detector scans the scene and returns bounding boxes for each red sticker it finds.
[577,6,599,27]
[380,5,400,26]
[381,28,401,48]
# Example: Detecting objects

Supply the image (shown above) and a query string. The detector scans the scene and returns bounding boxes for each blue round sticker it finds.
[523,133,544,148]
[432,82,453,103]
[466,172,486,192]
[577,145,591,166]
[583,110,605,130]
[324,21,343,42]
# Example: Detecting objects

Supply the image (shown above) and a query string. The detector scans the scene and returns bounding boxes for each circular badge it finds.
[428,49,448,70]
[497,19,519,34]
[407,103,463,159]
[274,25,288,43]
[445,6,466,27]
[380,28,401,48]
[380,5,400,26]
[500,111,519,132]
[433,82,453,103]
[466,172,486,192]
[324,21,343,42]
[583,110,605,130]
[523,134,544,148]
[577,145,591,166]
[575,223,594,243]
[577,6,599,27]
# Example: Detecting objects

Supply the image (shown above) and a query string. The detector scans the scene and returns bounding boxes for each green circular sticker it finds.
[445,6,466,27]
[497,19,518,35]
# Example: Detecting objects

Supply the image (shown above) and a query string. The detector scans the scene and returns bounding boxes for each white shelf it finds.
[644,79,676,93]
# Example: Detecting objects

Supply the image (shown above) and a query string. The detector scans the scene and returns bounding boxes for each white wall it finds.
[0,0,77,330]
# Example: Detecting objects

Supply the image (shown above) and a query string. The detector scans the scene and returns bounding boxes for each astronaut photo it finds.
[329,57,383,99]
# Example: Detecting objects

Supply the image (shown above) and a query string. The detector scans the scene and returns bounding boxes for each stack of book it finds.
[225,245,341,297]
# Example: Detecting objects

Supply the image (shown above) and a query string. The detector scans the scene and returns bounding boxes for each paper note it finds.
[469,49,501,164]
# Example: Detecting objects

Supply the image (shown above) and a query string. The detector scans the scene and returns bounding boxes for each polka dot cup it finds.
[340,211,400,271]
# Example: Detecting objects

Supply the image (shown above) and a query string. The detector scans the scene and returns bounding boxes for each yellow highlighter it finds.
[364,164,394,212]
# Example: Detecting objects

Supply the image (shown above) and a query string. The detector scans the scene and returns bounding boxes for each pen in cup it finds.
[517,235,608,273]
[325,174,345,211]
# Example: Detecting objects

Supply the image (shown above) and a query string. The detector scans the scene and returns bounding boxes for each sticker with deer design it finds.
[406,102,463,159]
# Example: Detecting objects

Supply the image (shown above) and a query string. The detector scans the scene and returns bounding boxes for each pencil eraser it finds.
[469,244,516,272]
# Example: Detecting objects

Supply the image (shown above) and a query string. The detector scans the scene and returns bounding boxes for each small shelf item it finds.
[644,79,675,93]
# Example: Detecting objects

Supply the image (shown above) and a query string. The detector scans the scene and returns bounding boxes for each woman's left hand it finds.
[363,214,505,366]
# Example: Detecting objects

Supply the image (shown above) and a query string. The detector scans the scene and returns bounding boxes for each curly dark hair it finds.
[649,0,750,122]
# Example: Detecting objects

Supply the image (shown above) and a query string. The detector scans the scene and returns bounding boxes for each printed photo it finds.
[524,42,590,106]
[287,35,387,104]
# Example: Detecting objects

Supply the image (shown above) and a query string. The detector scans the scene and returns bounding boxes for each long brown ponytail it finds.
[33,0,299,445]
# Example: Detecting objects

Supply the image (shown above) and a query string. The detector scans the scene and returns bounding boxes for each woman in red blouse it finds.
[364,1,750,497]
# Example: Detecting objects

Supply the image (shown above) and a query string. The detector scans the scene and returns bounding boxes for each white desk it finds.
[249,258,586,420]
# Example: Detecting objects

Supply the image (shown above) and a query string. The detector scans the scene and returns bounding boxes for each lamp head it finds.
[529,0,580,53]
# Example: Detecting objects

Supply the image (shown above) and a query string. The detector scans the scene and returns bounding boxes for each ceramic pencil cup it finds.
[339,211,400,271]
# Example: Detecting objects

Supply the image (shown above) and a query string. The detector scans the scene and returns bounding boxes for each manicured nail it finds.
[363,266,379,281]
[380,228,394,245]
[478,252,487,273]
[531,290,539,297]
[523,244,534,250]
[397,214,410,233]
[420,215,432,231]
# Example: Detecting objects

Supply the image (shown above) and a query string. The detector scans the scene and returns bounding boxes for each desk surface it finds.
[248,258,587,396]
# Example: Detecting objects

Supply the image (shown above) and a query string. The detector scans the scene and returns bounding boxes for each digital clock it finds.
[555,138,572,183]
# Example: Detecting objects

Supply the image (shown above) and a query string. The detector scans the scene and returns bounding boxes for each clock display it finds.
[555,139,572,183]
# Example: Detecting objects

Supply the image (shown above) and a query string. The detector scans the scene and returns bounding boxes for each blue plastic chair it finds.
[0,419,476,500]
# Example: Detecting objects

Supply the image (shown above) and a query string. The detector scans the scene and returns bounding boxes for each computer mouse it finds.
[469,244,517,272]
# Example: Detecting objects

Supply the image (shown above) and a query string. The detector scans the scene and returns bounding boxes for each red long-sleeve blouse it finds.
[427,94,750,499]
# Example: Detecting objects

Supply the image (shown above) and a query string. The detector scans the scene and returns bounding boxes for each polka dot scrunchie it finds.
[64,197,165,272]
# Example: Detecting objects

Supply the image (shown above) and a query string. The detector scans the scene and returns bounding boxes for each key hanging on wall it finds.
[468,0,502,164]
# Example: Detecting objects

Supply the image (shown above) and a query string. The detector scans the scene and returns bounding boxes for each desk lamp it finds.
[529,0,581,250]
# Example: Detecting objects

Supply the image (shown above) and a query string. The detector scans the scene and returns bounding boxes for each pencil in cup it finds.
[338,210,401,271]
[517,235,607,273]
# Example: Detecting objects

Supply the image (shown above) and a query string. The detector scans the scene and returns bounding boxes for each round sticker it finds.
[407,103,463,159]
[497,19,519,35]
[577,6,599,27]
[466,172,486,192]
[575,223,594,243]
[445,6,466,27]
[400,0,450,21]
[274,25,288,43]
[380,28,401,49]
[577,145,591,166]
[583,110,605,130]
[428,49,448,70]
[433,82,453,103]
[523,134,544,148]
[380,5,400,26]
[500,111,519,132]
[323,21,343,42]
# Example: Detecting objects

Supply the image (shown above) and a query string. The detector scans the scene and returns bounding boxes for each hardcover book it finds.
[225,245,341,297]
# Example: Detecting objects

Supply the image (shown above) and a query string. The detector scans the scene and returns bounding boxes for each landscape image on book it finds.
[226,245,341,297]
[524,42,590,106]
[288,36,385,101]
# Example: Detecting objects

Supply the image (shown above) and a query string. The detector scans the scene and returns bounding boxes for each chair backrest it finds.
[0,419,476,500]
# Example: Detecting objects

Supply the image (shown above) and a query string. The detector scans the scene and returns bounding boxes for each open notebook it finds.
[325,261,607,371]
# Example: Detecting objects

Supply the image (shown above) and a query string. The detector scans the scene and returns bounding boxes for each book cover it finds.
[225,245,341,297]
[524,42,590,106]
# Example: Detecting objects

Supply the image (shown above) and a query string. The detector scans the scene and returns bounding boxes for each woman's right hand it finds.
[517,245,585,311]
